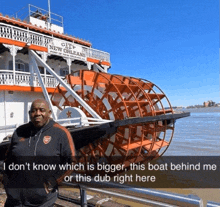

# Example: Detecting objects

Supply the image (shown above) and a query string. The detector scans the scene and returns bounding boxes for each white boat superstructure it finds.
[0,4,111,142]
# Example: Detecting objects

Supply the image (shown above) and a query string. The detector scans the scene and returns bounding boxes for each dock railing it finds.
[61,179,204,207]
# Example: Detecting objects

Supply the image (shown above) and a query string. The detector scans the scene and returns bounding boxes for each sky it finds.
[1,0,219,107]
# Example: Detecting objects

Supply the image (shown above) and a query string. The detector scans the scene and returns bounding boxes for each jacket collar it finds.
[29,118,55,133]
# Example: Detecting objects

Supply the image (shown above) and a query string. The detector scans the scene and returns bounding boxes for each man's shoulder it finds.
[51,122,74,151]
[52,122,70,135]
[17,122,31,131]
[15,123,32,137]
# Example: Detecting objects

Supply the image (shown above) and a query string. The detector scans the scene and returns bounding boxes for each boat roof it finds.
[0,9,91,47]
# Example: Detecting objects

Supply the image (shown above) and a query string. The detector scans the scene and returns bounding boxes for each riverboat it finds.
[0,4,189,164]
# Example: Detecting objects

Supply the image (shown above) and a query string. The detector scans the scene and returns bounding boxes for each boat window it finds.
[16,62,25,72]
[60,68,69,76]
[38,66,50,74]
[9,59,29,72]
[38,66,44,74]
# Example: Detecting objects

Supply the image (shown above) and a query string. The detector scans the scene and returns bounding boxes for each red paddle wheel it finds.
[51,70,174,168]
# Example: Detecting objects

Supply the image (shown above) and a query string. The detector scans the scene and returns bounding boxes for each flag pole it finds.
[48,0,51,24]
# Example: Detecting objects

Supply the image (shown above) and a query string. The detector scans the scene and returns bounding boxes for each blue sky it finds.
[1,0,219,107]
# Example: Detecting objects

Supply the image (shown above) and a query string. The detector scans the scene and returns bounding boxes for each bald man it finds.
[3,99,75,207]
[29,99,52,128]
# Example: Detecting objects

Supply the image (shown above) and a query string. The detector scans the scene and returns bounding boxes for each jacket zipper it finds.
[29,136,32,147]
[34,130,42,156]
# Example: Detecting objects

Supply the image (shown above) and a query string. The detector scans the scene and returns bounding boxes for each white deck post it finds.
[3,44,22,84]
[28,50,34,86]
[42,52,48,85]
[65,58,73,74]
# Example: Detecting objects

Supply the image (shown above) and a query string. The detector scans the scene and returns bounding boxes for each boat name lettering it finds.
[48,40,86,60]
[49,45,62,52]
[61,42,75,50]
[63,49,85,57]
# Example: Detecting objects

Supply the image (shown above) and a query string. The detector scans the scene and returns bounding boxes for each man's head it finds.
[29,99,52,128]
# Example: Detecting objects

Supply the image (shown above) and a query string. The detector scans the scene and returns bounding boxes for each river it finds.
[165,107,220,156]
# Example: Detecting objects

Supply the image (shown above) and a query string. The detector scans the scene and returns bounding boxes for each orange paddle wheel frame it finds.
[51,70,174,167]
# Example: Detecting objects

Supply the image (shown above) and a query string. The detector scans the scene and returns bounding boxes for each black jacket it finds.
[3,119,75,207]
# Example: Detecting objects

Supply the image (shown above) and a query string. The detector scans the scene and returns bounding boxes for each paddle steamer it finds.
[0,4,111,142]
[0,3,190,163]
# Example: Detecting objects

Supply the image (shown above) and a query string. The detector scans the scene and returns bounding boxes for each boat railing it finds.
[0,23,51,47]
[0,70,61,88]
[12,4,64,28]
[83,46,110,62]
[0,23,110,62]
[28,4,63,28]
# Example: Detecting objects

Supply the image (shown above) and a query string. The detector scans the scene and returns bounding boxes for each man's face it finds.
[29,101,51,128]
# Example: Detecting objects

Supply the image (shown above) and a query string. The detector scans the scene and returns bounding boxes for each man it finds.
[3,99,75,207]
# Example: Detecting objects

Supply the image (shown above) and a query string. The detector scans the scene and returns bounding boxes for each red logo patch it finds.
[43,136,51,144]
[19,137,25,142]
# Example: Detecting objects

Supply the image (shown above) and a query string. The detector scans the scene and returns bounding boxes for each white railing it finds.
[0,23,110,62]
[0,23,51,47]
[83,47,110,62]
[0,70,59,88]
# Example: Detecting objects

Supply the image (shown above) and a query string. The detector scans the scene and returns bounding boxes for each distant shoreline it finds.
[174,106,220,113]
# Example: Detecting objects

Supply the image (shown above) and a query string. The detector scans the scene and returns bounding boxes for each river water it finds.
[156,107,220,204]
[165,107,220,156]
